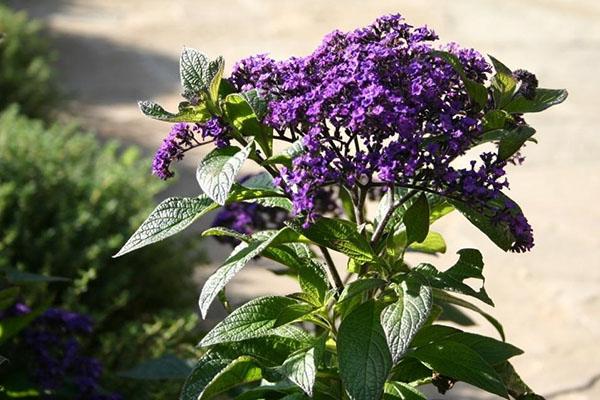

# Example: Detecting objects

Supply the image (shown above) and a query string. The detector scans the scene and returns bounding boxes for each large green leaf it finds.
[181,353,262,400]
[224,93,272,156]
[410,340,509,398]
[114,195,217,257]
[138,100,211,123]
[200,296,306,347]
[381,279,432,364]
[279,347,317,396]
[498,126,536,160]
[433,289,505,340]
[196,142,254,206]
[411,325,523,366]
[287,217,375,262]
[338,300,392,400]
[415,248,493,306]
[504,88,568,113]
[384,382,427,400]
[118,355,191,380]
[199,229,288,318]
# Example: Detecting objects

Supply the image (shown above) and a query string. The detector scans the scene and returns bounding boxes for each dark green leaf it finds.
[0,304,46,345]
[196,142,254,206]
[338,278,386,305]
[200,296,302,347]
[114,195,217,257]
[415,248,493,306]
[403,194,430,245]
[224,93,272,156]
[410,341,508,398]
[465,79,488,109]
[433,289,505,340]
[498,126,536,160]
[199,229,288,318]
[495,362,543,399]
[279,347,317,396]
[338,300,392,400]
[3,269,69,284]
[381,279,432,364]
[504,88,568,113]
[241,89,268,119]
[0,287,20,309]
[118,355,191,380]
[287,217,375,262]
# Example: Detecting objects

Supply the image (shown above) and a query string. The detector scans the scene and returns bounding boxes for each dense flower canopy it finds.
[230,14,533,251]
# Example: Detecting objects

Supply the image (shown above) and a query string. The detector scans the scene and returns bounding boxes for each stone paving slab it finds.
[12,0,600,398]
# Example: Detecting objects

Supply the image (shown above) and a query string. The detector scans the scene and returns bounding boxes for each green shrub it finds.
[0,106,203,330]
[0,4,59,117]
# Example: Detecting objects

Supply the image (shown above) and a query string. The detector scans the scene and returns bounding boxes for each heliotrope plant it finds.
[115,15,567,400]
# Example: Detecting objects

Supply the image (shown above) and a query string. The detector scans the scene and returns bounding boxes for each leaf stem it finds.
[319,245,344,296]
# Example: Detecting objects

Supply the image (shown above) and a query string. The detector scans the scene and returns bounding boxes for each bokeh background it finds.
[5,0,600,399]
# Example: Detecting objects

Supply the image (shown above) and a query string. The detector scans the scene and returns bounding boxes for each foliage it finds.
[0,107,205,397]
[118,14,566,400]
[0,4,59,118]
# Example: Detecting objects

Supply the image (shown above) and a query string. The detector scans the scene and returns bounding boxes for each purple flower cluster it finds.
[1,303,120,399]
[152,117,231,179]
[230,14,534,251]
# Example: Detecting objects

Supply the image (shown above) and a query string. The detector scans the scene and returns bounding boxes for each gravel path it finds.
[13,1,600,398]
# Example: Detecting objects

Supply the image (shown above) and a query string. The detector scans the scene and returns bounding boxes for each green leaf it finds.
[138,100,211,123]
[403,193,430,245]
[381,279,432,364]
[114,195,217,257]
[407,231,446,254]
[415,248,493,306]
[433,51,488,108]
[339,186,358,222]
[118,355,192,380]
[198,229,287,318]
[196,142,254,206]
[338,300,392,400]
[483,110,509,131]
[433,289,505,340]
[410,340,509,398]
[2,269,69,284]
[491,72,518,108]
[0,304,46,345]
[224,93,272,156]
[384,382,427,400]
[412,325,523,365]
[449,193,520,252]
[498,126,536,160]
[279,347,316,396]
[338,278,386,305]
[287,217,375,262]
[208,56,225,102]
[181,354,262,400]
[495,362,543,399]
[504,88,568,113]
[180,47,220,96]
[241,89,268,119]
[489,55,512,75]
[200,296,302,347]
[264,139,305,166]
[274,303,316,327]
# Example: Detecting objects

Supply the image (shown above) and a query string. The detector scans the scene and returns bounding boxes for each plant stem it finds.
[370,189,418,246]
[319,245,344,295]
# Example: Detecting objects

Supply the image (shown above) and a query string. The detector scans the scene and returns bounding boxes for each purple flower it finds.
[152,118,231,180]
[229,13,534,251]
[513,69,538,100]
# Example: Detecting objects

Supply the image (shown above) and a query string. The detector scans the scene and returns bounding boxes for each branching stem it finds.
[370,189,418,246]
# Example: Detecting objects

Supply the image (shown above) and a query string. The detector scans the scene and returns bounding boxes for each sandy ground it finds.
[11,0,600,398]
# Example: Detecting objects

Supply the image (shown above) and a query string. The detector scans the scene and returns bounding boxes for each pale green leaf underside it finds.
[279,348,316,396]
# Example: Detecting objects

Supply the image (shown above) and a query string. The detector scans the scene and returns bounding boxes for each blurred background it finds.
[1,0,599,399]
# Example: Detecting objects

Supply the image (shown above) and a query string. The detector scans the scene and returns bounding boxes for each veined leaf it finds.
[208,56,225,102]
[337,278,386,305]
[181,353,261,400]
[138,100,211,123]
[114,196,217,257]
[338,300,392,400]
[381,279,432,364]
[414,248,493,306]
[403,193,430,245]
[410,340,508,398]
[196,142,254,206]
[180,47,222,96]
[265,139,305,166]
[200,296,304,347]
[287,217,375,262]
[504,88,568,113]
[198,229,288,318]
[279,347,316,396]
[241,89,268,119]
[224,93,272,156]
